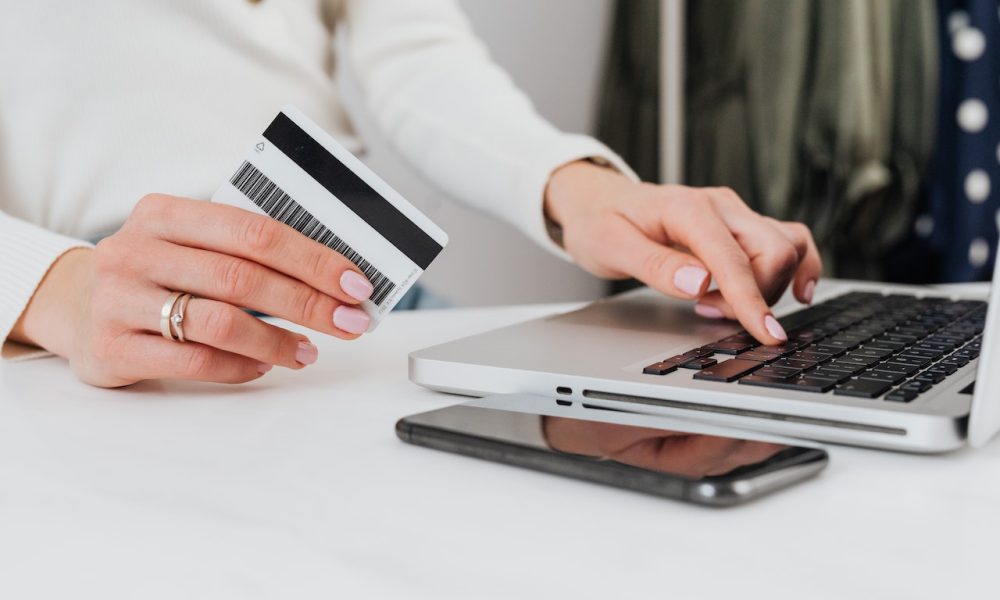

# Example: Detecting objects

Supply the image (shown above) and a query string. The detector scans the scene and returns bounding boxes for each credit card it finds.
[212,105,449,331]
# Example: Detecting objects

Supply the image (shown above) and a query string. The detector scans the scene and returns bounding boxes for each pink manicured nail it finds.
[333,306,370,334]
[803,280,816,305]
[695,303,725,319]
[257,363,273,374]
[295,341,318,366]
[674,266,709,296]
[764,315,788,342]
[340,271,374,302]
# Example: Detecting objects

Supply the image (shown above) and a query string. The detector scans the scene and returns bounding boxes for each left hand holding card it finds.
[14,106,448,388]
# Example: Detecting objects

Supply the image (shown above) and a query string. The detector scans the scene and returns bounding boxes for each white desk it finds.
[1,302,997,599]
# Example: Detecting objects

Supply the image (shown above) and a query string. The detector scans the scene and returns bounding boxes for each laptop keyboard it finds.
[642,292,985,403]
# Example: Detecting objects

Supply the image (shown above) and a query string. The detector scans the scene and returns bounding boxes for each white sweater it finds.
[0,0,631,357]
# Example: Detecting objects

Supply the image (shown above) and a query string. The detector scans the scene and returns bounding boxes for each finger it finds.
[600,216,712,299]
[707,191,802,305]
[112,333,270,384]
[138,241,370,338]
[643,196,787,344]
[130,194,375,305]
[768,219,822,305]
[140,294,319,369]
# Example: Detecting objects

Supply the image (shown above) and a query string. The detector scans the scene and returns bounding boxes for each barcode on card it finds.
[229,161,398,306]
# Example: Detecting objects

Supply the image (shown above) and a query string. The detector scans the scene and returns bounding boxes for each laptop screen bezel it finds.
[968,246,1000,447]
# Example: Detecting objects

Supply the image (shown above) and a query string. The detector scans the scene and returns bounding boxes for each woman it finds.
[0,0,821,387]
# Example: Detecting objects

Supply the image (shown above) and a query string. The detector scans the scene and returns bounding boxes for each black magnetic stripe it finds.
[263,112,442,270]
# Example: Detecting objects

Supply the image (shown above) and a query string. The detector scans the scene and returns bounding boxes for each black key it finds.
[895,353,932,367]
[739,350,783,364]
[835,379,892,399]
[940,355,970,367]
[772,358,817,371]
[810,368,852,383]
[915,371,946,384]
[721,333,758,344]
[901,380,933,393]
[840,353,881,367]
[682,348,715,358]
[643,361,677,376]
[763,342,806,354]
[693,359,763,382]
[679,357,718,370]
[885,356,928,369]
[823,338,863,351]
[865,340,907,353]
[812,344,848,357]
[926,363,958,376]
[665,354,695,365]
[886,389,918,403]
[883,333,918,344]
[703,341,755,355]
[793,351,834,363]
[859,371,907,385]
[905,347,943,359]
[739,375,836,393]
[756,366,801,379]
[852,347,894,359]
[826,360,867,375]
[876,361,921,375]
[916,342,952,352]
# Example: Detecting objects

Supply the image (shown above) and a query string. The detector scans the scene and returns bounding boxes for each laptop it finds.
[410,255,1000,453]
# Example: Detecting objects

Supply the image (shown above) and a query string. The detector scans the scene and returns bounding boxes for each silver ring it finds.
[170,293,193,343]
[160,292,183,341]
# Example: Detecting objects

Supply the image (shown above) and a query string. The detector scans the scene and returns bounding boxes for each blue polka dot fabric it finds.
[910,0,1000,282]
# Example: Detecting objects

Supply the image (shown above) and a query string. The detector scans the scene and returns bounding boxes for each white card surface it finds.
[212,105,448,331]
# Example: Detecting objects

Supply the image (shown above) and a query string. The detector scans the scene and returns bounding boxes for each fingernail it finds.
[333,306,371,334]
[340,271,374,302]
[295,341,318,366]
[764,315,788,342]
[257,363,273,374]
[804,280,817,305]
[695,303,725,319]
[674,266,709,296]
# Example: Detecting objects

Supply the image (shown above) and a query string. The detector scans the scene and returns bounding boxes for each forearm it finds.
[9,248,93,358]
[0,211,93,360]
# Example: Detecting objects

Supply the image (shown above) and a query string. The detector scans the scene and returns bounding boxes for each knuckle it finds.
[304,246,338,282]
[239,215,282,254]
[298,287,334,325]
[182,346,215,379]
[132,193,167,220]
[216,258,260,299]
[92,237,123,275]
[641,249,675,282]
[202,304,240,343]
[773,243,800,273]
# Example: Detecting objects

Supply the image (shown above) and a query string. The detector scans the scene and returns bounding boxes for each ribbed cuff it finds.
[0,213,92,360]
[515,133,639,260]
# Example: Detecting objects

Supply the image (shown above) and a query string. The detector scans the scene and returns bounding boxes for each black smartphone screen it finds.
[397,403,828,506]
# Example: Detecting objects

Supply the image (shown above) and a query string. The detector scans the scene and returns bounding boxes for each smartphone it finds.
[396,395,828,507]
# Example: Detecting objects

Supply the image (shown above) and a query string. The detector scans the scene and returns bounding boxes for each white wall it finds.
[337,0,615,307]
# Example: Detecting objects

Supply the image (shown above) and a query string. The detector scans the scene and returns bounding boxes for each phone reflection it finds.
[541,417,789,479]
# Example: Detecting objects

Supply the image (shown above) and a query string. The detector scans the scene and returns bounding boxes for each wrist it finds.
[10,248,94,357]
[544,159,633,230]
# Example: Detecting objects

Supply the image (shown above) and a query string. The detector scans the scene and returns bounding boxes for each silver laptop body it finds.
[411,278,998,453]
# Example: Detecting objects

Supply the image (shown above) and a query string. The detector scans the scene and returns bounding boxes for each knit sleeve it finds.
[342,0,638,259]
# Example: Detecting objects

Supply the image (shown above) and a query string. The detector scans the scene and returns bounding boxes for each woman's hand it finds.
[10,194,376,388]
[545,161,823,344]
